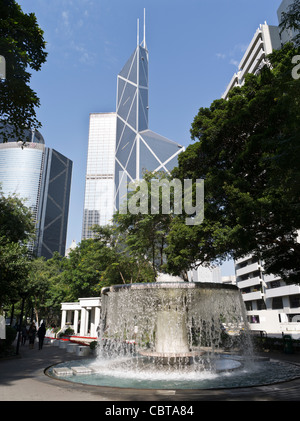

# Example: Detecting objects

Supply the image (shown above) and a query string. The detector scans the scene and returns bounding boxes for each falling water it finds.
[48,278,300,389]
[97,280,254,375]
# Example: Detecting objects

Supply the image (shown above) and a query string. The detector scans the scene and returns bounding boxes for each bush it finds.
[90,341,98,350]
[253,336,300,352]
[5,326,17,346]
[0,326,18,356]
[58,327,74,338]
[64,327,74,336]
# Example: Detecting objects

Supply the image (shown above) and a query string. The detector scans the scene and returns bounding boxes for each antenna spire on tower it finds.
[143,8,147,49]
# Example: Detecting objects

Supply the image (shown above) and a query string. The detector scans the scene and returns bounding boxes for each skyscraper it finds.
[82,12,185,238]
[82,112,116,239]
[114,15,185,210]
[0,127,72,259]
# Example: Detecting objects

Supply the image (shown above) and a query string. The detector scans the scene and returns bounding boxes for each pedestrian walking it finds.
[28,323,37,349]
[21,325,28,345]
[37,322,46,350]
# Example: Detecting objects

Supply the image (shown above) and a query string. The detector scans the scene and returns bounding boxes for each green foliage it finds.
[0,0,47,141]
[5,325,17,345]
[58,327,74,338]
[22,224,156,325]
[0,326,17,356]
[0,188,35,306]
[114,171,173,277]
[0,190,35,243]
[63,225,155,298]
[166,44,300,283]
[26,253,67,326]
[90,340,98,350]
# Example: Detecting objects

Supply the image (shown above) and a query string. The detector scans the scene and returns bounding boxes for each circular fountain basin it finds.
[54,280,300,391]
[46,356,300,390]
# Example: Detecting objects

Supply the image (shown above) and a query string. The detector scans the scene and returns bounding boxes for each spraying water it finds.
[47,277,300,389]
[97,277,254,373]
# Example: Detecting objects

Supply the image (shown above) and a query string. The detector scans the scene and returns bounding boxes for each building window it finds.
[248,315,260,324]
[241,287,251,294]
[272,297,283,310]
[287,314,300,323]
[245,302,253,311]
[270,280,281,289]
[290,295,300,309]
[257,299,266,310]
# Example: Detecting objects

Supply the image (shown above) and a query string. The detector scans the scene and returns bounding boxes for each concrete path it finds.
[1,341,300,401]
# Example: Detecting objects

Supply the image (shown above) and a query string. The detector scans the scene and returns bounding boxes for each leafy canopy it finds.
[0,0,47,142]
[166,43,300,284]
[0,187,35,306]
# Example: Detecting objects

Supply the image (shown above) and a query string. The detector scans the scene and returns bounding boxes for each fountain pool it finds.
[47,281,300,390]
[46,356,300,390]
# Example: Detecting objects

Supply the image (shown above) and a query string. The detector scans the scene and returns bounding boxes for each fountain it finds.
[99,275,251,369]
[47,276,300,390]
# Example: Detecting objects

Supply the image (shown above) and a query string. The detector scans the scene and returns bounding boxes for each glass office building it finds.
[82,113,116,239]
[0,127,72,258]
[114,32,185,209]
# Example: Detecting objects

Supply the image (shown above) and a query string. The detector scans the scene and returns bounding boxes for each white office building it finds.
[82,113,116,239]
[222,23,281,100]
[236,255,300,338]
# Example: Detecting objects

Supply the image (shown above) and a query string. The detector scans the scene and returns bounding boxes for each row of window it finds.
[248,313,300,325]
[246,295,300,312]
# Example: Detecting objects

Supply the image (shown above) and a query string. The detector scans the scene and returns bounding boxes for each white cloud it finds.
[230,59,239,67]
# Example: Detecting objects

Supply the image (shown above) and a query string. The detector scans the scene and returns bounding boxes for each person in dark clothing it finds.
[21,325,28,345]
[28,323,37,349]
[37,322,46,350]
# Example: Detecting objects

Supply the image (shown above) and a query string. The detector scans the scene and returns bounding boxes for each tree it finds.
[63,225,155,300]
[279,0,300,46]
[26,253,68,326]
[114,171,175,278]
[166,43,300,284]
[0,188,35,307]
[0,0,47,142]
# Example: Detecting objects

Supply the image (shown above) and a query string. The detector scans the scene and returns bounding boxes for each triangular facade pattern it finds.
[114,43,184,210]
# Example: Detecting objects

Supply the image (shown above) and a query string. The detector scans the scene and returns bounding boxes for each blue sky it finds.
[18,0,283,276]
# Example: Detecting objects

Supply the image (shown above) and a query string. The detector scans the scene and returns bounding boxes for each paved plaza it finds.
[1,340,300,401]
